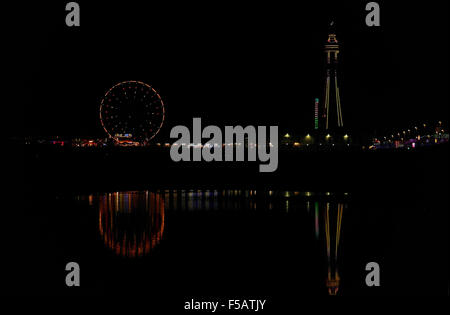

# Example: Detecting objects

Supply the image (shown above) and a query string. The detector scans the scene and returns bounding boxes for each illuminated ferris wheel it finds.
[99,81,165,144]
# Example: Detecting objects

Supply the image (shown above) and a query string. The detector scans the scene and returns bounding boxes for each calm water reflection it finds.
[77,189,348,295]
[98,191,165,258]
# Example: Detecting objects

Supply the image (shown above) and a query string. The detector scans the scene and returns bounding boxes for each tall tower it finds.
[323,22,344,130]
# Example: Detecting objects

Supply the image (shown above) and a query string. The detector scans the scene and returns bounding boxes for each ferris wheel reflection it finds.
[98,191,165,258]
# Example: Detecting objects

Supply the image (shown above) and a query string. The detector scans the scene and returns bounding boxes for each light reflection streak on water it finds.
[81,190,349,214]
[78,189,348,294]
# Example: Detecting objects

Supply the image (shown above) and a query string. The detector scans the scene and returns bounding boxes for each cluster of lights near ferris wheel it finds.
[99,81,165,145]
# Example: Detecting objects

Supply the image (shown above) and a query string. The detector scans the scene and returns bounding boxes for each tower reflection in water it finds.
[91,189,346,294]
[324,202,344,295]
[98,191,165,258]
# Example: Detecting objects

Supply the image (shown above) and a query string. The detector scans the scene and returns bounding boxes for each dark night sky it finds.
[7,0,449,139]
